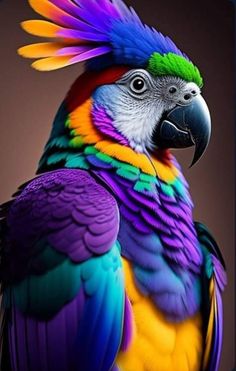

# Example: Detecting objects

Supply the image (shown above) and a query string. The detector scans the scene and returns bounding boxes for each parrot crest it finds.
[18,0,203,87]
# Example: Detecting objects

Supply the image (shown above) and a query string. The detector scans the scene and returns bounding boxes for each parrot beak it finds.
[153,95,211,166]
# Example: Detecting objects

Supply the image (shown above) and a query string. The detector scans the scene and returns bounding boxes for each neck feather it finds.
[37,98,202,273]
[38,97,179,183]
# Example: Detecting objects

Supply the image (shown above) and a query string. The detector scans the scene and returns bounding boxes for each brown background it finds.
[0,0,235,370]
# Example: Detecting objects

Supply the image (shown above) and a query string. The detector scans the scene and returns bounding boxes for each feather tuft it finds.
[19,0,202,82]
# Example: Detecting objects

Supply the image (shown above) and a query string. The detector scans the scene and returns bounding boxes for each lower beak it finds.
[152,95,211,166]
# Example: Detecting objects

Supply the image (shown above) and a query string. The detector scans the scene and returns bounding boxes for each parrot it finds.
[0,0,227,371]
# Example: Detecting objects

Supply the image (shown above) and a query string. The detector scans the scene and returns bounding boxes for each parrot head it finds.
[89,66,210,166]
[18,0,211,169]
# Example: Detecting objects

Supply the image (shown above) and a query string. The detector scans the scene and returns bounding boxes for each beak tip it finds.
[189,159,197,168]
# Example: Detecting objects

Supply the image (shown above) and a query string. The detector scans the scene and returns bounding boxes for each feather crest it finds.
[19,0,202,84]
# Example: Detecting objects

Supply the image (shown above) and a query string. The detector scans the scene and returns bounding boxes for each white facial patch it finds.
[111,97,164,152]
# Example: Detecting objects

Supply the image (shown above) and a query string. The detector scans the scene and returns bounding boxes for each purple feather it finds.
[92,104,129,146]
[69,46,112,63]
[49,0,82,18]
[57,29,110,42]
[97,162,201,273]
[5,170,119,281]
[72,0,112,29]
[120,295,133,351]
[8,289,86,371]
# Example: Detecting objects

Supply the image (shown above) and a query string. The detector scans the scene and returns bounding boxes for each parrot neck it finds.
[38,98,179,182]
[38,99,202,273]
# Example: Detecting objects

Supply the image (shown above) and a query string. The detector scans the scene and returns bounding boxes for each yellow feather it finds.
[134,300,176,355]
[118,258,203,371]
[153,157,179,182]
[21,20,60,38]
[31,56,73,71]
[95,141,157,176]
[203,278,215,369]
[18,43,65,59]
[174,317,203,371]
[28,0,64,21]
[96,141,178,180]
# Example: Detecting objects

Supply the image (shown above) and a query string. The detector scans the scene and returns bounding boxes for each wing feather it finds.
[195,222,227,371]
[1,169,124,371]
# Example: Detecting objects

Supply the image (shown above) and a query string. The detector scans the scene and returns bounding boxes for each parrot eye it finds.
[168,86,177,94]
[130,77,148,94]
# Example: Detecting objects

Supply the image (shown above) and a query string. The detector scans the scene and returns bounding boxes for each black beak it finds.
[153,95,211,166]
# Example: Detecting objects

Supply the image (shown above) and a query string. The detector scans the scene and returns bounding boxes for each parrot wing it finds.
[195,222,227,371]
[0,169,124,371]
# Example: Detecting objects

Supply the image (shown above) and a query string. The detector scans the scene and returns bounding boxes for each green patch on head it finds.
[147,52,203,87]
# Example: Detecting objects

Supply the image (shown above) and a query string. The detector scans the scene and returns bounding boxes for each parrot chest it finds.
[117,258,203,371]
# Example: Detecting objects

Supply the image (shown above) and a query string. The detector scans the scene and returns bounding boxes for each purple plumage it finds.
[1,170,125,371]
[5,169,118,276]
[97,170,202,275]
[8,289,85,371]
[92,104,129,145]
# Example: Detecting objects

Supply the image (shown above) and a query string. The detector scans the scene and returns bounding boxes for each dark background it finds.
[0,0,235,370]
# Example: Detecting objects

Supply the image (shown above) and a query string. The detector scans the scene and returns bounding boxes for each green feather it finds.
[47,152,69,165]
[69,136,84,148]
[140,173,156,183]
[45,135,70,150]
[84,146,99,155]
[65,154,89,169]
[134,181,152,192]
[65,117,71,128]
[116,164,140,181]
[161,183,175,198]
[96,152,113,163]
[122,164,140,176]
[173,178,185,196]
[148,52,203,87]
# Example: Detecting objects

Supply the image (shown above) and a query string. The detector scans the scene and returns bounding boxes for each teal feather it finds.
[45,135,70,151]
[47,152,69,165]
[10,242,123,319]
[11,256,82,317]
[116,167,139,181]
[65,154,90,169]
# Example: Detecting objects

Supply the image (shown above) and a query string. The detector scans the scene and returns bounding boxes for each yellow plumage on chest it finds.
[117,259,203,371]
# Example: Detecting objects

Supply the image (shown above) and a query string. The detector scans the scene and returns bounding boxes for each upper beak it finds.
[153,95,211,166]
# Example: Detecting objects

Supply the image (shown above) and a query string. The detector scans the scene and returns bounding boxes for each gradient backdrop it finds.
[0,0,235,370]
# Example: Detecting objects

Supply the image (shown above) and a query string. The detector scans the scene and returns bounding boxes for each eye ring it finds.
[130,76,148,94]
[168,86,178,94]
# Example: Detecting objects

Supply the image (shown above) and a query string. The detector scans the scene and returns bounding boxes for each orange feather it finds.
[20,20,61,38]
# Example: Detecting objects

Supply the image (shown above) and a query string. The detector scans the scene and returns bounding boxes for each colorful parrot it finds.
[0,1,227,371]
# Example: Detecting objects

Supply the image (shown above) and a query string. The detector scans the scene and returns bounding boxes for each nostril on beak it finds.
[184,94,191,101]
